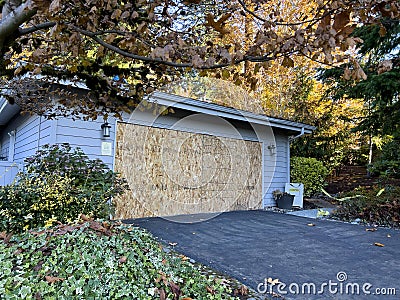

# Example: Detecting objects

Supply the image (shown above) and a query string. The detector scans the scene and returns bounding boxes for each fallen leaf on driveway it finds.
[118,256,127,263]
[159,288,166,300]
[29,230,46,236]
[13,248,23,255]
[45,276,65,284]
[80,214,92,222]
[0,232,12,243]
[169,281,181,300]
[206,286,215,294]
[54,229,68,236]
[374,242,385,247]
[307,223,316,227]
[267,277,281,285]
[218,278,230,286]
[33,260,44,272]
[234,285,248,296]
[366,228,377,232]
[155,272,168,285]
[89,221,111,236]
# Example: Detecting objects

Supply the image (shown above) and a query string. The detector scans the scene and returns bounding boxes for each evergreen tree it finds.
[320,19,400,177]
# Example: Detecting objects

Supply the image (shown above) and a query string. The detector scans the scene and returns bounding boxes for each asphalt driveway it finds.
[125,210,399,299]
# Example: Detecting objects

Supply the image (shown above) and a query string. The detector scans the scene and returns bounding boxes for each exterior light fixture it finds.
[267,144,276,154]
[101,122,111,138]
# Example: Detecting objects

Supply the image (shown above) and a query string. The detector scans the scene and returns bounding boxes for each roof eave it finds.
[150,91,315,134]
[0,97,20,126]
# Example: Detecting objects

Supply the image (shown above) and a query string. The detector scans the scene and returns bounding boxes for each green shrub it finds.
[368,138,400,178]
[368,160,400,178]
[290,157,329,197]
[0,144,129,233]
[331,185,400,228]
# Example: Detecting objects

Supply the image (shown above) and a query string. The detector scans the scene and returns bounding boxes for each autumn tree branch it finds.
[0,0,36,49]
[69,25,281,70]
[18,21,56,36]
[237,0,337,27]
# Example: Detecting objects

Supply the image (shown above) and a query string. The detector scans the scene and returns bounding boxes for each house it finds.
[0,88,314,219]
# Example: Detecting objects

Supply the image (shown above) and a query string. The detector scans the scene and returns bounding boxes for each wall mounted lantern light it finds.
[101,122,111,138]
[267,144,276,155]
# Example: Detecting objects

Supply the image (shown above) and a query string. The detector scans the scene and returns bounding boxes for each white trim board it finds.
[149,92,315,135]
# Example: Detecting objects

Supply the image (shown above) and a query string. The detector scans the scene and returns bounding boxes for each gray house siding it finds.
[0,134,9,158]
[1,114,53,164]
[14,116,53,163]
[0,107,294,208]
[264,131,290,206]
[0,114,53,185]
[0,91,313,210]
[120,109,262,142]
[0,114,116,184]
[55,117,116,170]
[0,162,19,186]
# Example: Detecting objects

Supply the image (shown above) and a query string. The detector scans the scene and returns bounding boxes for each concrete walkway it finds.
[287,208,335,219]
[125,210,400,299]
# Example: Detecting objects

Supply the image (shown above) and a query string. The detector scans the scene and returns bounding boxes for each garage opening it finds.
[114,122,262,219]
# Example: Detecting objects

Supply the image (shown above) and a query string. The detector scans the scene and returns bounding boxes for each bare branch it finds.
[86,29,156,49]
[0,0,36,48]
[18,22,56,36]
[70,24,281,69]
[237,0,267,23]
[0,0,36,49]
[2,0,23,17]
[238,0,336,27]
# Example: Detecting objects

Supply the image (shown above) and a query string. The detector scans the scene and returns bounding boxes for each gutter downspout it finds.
[8,130,16,162]
[289,127,305,143]
[287,127,305,183]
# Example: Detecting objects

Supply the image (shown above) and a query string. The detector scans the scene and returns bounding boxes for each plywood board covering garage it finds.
[114,122,262,219]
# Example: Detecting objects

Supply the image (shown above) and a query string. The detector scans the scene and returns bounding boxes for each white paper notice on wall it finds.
[285,183,304,208]
[101,142,112,156]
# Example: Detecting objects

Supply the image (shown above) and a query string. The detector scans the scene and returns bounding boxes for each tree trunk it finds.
[367,133,373,177]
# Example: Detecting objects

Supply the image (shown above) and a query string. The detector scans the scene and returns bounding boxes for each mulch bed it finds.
[325,165,400,195]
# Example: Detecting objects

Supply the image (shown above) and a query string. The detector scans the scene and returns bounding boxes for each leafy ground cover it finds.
[0,216,253,300]
[329,185,400,228]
